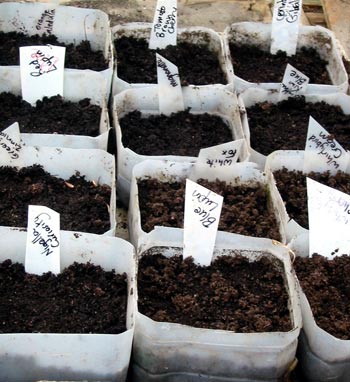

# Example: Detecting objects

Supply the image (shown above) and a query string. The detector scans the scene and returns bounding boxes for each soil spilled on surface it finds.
[0,165,111,234]
[0,260,127,334]
[137,250,292,332]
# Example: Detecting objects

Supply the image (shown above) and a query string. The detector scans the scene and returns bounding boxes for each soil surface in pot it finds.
[120,110,233,156]
[137,250,292,331]
[114,36,226,85]
[0,93,101,136]
[137,178,281,240]
[0,31,108,70]
[0,165,111,234]
[0,260,127,334]
[245,96,350,156]
[295,254,350,340]
[229,44,331,84]
[273,169,350,229]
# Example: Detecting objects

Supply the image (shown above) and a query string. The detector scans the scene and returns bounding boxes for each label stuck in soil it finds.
[307,178,350,258]
[156,53,184,114]
[20,45,66,104]
[149,0,177,49]
[196,140,243,168]
[270,0,302,56]
[304,117,349,174]
[25,205,60,275]
[279,63,309,100]
[0,122,22,164]
[183,179,223,265]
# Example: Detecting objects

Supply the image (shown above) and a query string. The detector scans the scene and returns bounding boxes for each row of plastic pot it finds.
[0,2,349,100]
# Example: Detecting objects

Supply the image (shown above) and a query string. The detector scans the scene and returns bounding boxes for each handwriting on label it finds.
[280,64,309,100]
[36,9,55,35]
[276,0,301,23]
[206,150,236,168]
[0,130,21,159]
[29,48,59,77]
[157,55,179,87]
[192,188,220,228]
[32,212,60,256]
[153,5,176,38]
[307,132,342,169]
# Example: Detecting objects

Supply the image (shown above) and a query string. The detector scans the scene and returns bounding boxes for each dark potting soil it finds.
[246,97,350,156]
[229,44,331,84]
[0,165,111,234]
[114,36,226,85]
[0,31,108,71]
[120,110,233,156]
[0,93,101,136]
[0,260,127,334]
[273,169,350,229]
[137,250,292,332]
[295,254,350,340]
[138,178,281,240]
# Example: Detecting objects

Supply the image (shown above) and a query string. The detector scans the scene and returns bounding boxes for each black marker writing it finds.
[0,131,21,160]
[276,0,300,23]
[29,49,58,77]
[36,9,55,35]
[308,132,342,169]
[157,57,179,87]
[32,212,59,256]
[192,189,219,228]
[153,6,177,37]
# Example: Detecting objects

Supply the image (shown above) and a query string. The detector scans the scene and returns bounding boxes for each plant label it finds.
[279,64,309,100]
[270,0,302,56]
[304,116,349,174]
[307,178,350,258]
[25,205,60,275]
[149,0,177,49]
[0,122,22,165]
[35,6,57,36]
[20,45,65,105]
[183,179,223,266]
[156,53,184,115]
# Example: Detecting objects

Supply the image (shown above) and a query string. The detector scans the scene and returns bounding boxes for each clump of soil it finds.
[137,178,281,240]
[273,168,350,229]
[0,165,111,234]
[246,96,350,156]
[120,110,233,156]
[229,44,331,84]
[0,260,127,334]
[114,36,226,85]
[295,254,350,340]
[137,250,292,332]
[0,31,108,71]
[0,93,101,136]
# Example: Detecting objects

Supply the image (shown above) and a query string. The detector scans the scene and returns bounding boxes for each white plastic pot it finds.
[0,228,135,382]
[224,22,348,94]
[0,2,113,97]
[112,22,234,95]
[0,145,116,235]
[128,159,286,251]
[0,67,110,150]
[113,85,247,204]
[132,234,301,382]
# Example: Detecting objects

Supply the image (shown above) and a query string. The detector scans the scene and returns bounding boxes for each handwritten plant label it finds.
[304,116,349,174]
[307,178,350,258]
[35,7,56,36]
[270,0,302,56]
[156,53,184,115]
[183,179,223,266]
[0,122,22,164]
[279,64,309,100]
[20,45,66,104]
[25,205,60,275]
[149,0,177,49]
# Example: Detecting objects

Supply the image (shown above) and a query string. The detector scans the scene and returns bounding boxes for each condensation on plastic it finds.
[0,2,113,97]
[0,67,110,150]
[132,234,301,382]
[0,145,117,235]
[113,85,248,204]
[111,22,234,95]
[128,159,287,252]
[223,22,348,95]
[0,228,135,382]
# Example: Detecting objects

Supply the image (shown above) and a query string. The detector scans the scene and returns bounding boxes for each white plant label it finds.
[25,205,60,275]
[304,116,349,174]
[270,0,302,56]
[279,64,309,100]
[156,53,184,115]
[307,178,350,258]
[20,45,66,104]
[149,0,177,49]
[183,179,223,266]
[0,122,22,164]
